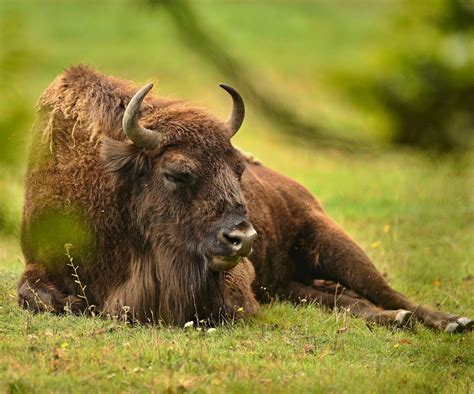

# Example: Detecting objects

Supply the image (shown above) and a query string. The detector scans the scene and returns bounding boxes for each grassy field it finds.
[1,1,474,392]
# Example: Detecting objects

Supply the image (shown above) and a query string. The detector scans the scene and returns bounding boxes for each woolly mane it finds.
[38,66,153,144]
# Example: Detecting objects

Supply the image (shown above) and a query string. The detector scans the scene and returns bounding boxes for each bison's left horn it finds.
[122,83,161,149]
[220,83,245,137]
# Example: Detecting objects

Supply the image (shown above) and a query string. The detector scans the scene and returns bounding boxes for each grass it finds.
[1,0,474,392]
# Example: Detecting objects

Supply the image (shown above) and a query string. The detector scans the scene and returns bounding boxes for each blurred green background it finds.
[1,2,473,392]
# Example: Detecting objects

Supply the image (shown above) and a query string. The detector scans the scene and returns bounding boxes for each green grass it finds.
[1,0,474,392]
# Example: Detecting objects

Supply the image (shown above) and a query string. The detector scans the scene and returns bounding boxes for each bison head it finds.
[101,83,256,273]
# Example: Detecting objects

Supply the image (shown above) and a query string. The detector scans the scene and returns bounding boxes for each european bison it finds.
[18,66,472,332]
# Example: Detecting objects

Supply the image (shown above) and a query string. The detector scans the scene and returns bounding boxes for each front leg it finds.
[298,210,473,333]
[18,265,86,314]
[222,258,259,320]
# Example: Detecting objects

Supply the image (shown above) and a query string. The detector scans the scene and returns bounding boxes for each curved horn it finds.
[219,83,245,137]
[122,83,161,149]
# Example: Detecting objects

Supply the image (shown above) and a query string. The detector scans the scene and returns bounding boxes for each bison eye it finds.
[163,170,194,186]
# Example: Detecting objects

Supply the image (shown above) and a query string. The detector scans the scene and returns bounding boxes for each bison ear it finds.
[100,137,150,176]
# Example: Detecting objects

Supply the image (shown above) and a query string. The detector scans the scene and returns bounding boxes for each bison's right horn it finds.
[122,83,161,149]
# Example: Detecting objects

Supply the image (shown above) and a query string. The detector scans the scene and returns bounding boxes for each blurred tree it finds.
[345,0,474,152]
[145,0,363,151]
[148,0,474,153]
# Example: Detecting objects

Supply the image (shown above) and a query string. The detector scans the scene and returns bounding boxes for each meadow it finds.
[1,1,473,392]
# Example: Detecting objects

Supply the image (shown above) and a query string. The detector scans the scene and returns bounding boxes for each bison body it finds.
[18,66,472,332]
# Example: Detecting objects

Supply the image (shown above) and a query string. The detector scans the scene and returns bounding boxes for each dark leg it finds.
[286,280,413,327]
[298,212,473,333]
[18,266,85,314]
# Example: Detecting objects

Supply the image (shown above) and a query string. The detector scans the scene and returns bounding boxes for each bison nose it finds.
[218,221,257,257]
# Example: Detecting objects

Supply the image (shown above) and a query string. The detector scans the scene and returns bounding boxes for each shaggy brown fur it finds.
[18,66,472,332]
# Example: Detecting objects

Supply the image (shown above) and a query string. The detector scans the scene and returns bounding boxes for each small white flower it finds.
[207,328,217,334]
[184,321,194,328]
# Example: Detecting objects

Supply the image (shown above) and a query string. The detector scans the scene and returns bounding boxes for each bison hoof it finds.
[457,317,473,331]
[445,322,461,333]
[445,317,473,333]
[395,310,413,327]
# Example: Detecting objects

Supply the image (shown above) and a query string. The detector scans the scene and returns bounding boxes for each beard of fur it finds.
[155,242,225,326]
[129,176,229,325]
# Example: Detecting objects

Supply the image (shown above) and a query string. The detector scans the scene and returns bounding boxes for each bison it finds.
[18,65,472,333]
